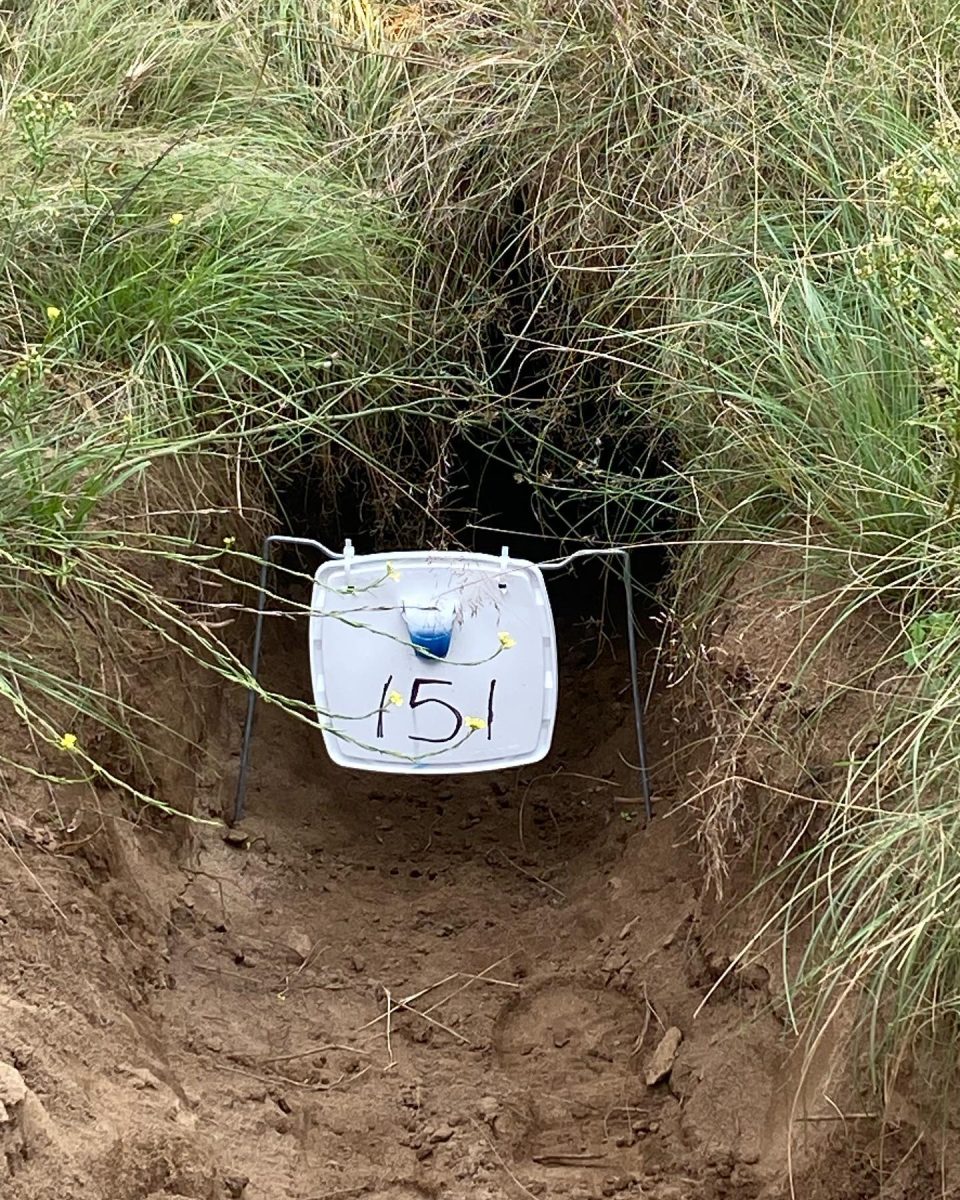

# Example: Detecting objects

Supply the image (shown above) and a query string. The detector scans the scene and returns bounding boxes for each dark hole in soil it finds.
[235,213,667,835]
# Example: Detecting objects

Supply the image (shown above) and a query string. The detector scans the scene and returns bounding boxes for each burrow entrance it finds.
[181,463,930,1200]
[242,411,671,834]
[244,343,674,826]
[161,341,796,1195]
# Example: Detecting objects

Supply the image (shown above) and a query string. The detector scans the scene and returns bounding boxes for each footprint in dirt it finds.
[491,977,659,1167]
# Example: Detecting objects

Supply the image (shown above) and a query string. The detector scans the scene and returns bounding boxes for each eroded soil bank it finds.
[0,616,939,1199]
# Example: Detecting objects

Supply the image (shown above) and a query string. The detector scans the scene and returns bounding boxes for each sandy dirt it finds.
[0,610,942,1199]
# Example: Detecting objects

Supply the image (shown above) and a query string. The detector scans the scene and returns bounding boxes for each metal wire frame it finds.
[231,538,652,824]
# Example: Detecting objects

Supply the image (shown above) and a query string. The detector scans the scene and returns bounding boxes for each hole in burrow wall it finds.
[238,426,670,844]
[267,398,670,649]
[269,442,668,620]
[235,199,673,835]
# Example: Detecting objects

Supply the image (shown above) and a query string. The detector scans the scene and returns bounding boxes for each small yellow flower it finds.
[386,562,401,581]
[45,305,61,322]
[59,732,77,751]
[465,716,486,731]
[388,690,404,707]
[169,212,185,227]
[498,631,516,649]
[222,535,236,548]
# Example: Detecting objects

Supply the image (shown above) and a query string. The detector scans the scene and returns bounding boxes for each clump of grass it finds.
[0,0,470,814]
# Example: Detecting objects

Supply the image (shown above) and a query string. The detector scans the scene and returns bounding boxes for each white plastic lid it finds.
[309,550,558,773]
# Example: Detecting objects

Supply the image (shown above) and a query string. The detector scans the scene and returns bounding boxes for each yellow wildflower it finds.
[386,562,401,581]
[45,305,61,322]
[59,732,78,751]
[388,690,404,707]
[498,631,516,649]
[465,716,487,731]
[169,212,185,227]
[222,535,236,548]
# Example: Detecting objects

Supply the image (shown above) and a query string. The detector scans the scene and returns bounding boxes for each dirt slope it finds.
[0,618,940,1199]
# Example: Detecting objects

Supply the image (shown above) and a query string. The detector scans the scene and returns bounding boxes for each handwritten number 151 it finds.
[377,677,496,743]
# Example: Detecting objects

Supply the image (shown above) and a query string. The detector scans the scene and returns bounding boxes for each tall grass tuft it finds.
[0,0,469,813]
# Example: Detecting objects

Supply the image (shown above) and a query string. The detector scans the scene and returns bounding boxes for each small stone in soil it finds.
[222,828,249,848]
[223,1176,249,1199]
[632,1118,658,1134]
[478,1096,499,1123]
[429,1124,455,1143]
[0,1063,27,1107]
[287,932,312,961]
[644,1026,683,1086]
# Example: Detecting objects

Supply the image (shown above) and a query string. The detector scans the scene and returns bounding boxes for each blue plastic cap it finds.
[401,597,457,660]
[408,626,453,660]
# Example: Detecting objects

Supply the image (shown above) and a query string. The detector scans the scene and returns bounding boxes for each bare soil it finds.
[0,612,942,1199]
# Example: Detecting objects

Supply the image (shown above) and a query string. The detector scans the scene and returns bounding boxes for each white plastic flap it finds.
[309,551,558,773]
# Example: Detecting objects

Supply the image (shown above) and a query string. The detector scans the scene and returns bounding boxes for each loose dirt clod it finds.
[477,1096,499,1126]
[645,1027,683,1087]
[0,1063,27,1108]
